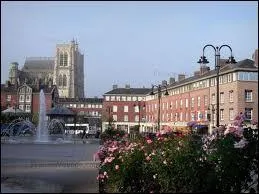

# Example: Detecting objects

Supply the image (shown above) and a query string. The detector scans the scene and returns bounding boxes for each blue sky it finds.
[1,1,258,97]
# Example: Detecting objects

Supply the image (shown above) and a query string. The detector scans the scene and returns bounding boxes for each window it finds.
[191,98,194,108]
[180,100,183,108]
[197,96,201,107]
[59,75,63,86]
[227,74,232,82]
[19,105,24,110]
[127,96,131,101]
[245,90,252,102]
[63,53,68,66]
[111,96,115,101]
[112,115,117,121]
[220,109,224,120]
[134,106,139,113]
[191,113,195,121]
[27,87,31,93]
[132,97,137,101]
[19,95,24,102]
[26,95,31,102]
[122,96,126,101]
[25,105,31,112]
[59,53,64,66]
[116,96,121,101]
[204,95,208,106]
[229,108,234,120]
[176,100,178,109]
[229,91,234,102]
[210,78,215,86]
[135,115,139,122]
[81,104,84,108]
[185,113,188,121]
[220,92,224,103]
[185,99,188,108]
[212,93,215,104]
[180,112,183,121]
[6,95,11,101]
[124,106,128,112]
[113,105,117,112]
[63,75,67,87]
[245,108,253,120]
[124,115,128,122]
[219,76,223,84]
[105,96,110,101]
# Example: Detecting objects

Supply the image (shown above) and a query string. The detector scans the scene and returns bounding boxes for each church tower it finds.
[53,39,84,98]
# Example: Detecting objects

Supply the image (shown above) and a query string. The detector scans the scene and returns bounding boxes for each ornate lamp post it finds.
[197,44,236,127]
[149,84,169,132]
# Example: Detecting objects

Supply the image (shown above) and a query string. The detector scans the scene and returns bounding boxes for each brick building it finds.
[1,82,59,115]
[102,57,258,134]
[57,97,103,131]
[145,58,258,133]
[102,85,150,133]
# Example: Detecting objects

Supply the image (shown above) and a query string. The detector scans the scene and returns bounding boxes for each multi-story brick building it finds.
[102,57,258,134]
[145,58,258,133]
[1,82,59,114]
[57,97,103,131]
[102,85,150,133]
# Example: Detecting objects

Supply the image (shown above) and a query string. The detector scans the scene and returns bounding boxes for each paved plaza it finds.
[1,139,100,193]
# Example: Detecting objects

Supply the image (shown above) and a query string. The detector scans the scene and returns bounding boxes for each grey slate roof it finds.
[1,84,57,94]
[58,98,103,103]
[104,88,151,95]
[46,106,75,116]
[167,59,257,89]
[23,57,55,70]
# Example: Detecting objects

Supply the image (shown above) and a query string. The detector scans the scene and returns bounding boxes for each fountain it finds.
[1,90,74,144]
[35,89,49,142]
[1,118,36,143]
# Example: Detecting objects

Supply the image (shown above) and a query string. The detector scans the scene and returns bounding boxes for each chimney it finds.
[178,74,185,82]
[169,77,175,85]
[162,80,167,86]
[194,71,200,77]
[125,84,130,89]
[200,65,210,75]
[219,59,228,68]
[252,49,258,67]
[112,84,118,90]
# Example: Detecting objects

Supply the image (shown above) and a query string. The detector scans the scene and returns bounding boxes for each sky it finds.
[1,1,258,98]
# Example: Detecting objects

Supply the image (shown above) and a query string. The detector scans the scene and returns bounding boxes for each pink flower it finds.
[108,147,118,153]
[146,156,151,161]
[104,157,115,163]
[115,165,119,170]
[147,139,152,144]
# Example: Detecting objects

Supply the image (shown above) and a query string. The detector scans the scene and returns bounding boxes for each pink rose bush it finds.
[98,115,258,193]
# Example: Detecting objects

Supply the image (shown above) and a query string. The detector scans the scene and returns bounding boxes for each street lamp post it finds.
[150,84,169,132]
[198,44,236,127]
[133,101,145,133]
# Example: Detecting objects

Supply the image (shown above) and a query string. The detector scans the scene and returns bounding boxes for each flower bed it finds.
[97,114,258,193]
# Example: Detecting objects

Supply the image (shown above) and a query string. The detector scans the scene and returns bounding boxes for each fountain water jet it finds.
[35,89,49,142]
